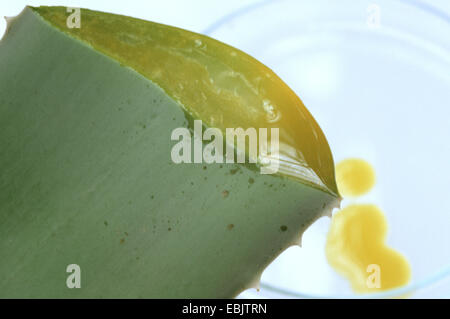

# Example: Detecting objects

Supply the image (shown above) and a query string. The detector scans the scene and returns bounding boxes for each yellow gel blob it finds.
[326,205,411,293]
[328,158,410,294]
[336,158,376,197]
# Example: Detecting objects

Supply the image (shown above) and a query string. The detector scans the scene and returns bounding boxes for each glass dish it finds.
[205,0,450,298]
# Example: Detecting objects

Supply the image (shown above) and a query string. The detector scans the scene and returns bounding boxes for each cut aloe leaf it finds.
[0,6,340,298]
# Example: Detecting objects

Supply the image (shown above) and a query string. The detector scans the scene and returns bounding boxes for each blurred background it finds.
[1,0,449,298]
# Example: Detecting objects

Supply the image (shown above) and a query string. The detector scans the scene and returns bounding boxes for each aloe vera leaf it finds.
[0,7,339,298]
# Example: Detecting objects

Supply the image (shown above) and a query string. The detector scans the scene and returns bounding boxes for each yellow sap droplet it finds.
[326,205,411,293]
[336,158,376,197]
[327,158,411,294]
